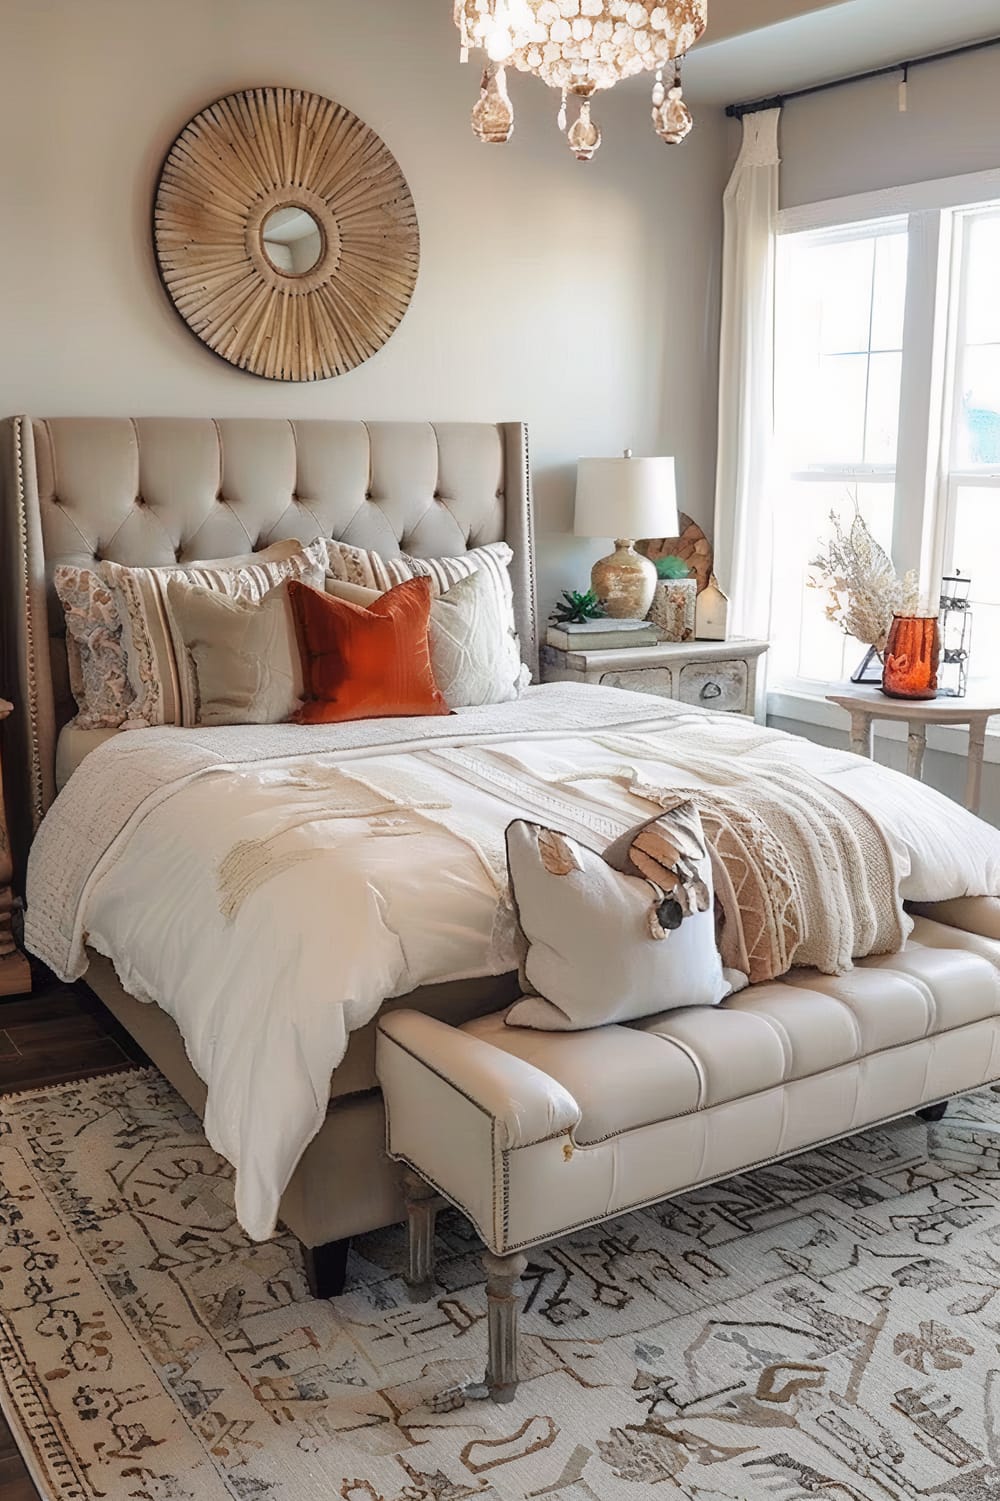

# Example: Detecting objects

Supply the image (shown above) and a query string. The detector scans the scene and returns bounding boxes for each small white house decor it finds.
[696,575,729,641]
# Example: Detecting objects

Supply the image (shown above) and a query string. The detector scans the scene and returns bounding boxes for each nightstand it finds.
[0,700,31,996]
[540,637,769,719]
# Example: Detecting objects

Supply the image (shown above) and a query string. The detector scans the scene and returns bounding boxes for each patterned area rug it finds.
[4,1072,1000,1500]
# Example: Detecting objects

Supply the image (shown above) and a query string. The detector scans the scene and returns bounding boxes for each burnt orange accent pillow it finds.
[287,576,450,725]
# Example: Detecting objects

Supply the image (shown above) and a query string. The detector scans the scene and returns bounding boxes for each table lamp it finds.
[574,451,679,619]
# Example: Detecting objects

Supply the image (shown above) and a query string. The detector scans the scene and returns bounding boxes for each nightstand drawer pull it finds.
[678,659,748,714]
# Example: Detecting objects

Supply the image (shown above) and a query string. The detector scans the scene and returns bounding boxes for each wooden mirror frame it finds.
[154,87,420,382]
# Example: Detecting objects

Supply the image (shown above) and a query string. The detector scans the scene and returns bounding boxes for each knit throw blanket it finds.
[621,766,907,985]
[431,732,909,986]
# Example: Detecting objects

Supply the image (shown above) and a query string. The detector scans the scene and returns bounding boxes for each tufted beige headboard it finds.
[0,417,536,879]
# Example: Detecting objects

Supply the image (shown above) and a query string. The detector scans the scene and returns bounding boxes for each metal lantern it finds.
[938,571,972,698]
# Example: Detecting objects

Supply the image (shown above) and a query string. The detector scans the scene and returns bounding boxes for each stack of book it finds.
[546,618,659,652]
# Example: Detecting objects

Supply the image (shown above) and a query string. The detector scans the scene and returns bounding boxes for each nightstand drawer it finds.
[598,668,676,697]
[677,659,748,713]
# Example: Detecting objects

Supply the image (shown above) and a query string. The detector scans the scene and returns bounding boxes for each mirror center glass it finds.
[261,205,324,276]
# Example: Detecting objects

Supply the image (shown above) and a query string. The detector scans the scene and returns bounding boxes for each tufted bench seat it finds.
[376,914,1000,1401]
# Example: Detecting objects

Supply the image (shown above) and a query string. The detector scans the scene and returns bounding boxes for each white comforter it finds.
[25,684,1000,1239]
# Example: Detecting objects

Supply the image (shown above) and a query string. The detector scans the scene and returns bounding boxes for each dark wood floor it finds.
[0,959,148,1499]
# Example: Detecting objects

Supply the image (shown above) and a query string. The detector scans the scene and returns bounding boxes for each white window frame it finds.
[769,166,1000,755]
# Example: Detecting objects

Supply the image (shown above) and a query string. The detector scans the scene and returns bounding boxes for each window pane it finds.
[776,224,907,472]
[950,485,1000,682]
[964,214,1000,346]
[812,354,868,463]
[865,351,903,463]
[957,345,1000,466]
[870,233,908,351]
[954,211,1000,466]
[815,238,875,353]
[769,480,896,685]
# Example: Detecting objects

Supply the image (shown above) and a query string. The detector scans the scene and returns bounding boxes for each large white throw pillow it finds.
[505,809,729,1031]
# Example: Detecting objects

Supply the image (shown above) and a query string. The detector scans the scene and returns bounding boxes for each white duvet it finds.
[25,683,1000,1239]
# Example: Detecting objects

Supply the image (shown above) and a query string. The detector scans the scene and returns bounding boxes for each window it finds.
[944,210,1000,673]
[769,187,1000,694]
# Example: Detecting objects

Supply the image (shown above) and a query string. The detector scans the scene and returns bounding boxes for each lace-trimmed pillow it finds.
[102,541,326,727]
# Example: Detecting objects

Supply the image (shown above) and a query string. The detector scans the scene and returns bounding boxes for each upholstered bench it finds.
[376,912,1000,1402]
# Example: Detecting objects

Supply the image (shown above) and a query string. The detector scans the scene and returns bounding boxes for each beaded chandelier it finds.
[455,0,708,158]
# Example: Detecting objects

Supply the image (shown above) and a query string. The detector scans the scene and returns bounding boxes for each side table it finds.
[826,685,1000,815]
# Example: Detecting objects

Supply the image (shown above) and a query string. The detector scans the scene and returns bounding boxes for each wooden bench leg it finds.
[403,1169,439,1302]
[483,1249,528,1404]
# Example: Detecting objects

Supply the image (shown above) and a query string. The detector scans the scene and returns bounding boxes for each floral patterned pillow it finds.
[54,566,133,729]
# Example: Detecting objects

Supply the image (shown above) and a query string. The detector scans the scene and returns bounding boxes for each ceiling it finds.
[683,0,1000,106]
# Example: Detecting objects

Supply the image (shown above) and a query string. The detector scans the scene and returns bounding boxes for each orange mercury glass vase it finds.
[881,614,941,700]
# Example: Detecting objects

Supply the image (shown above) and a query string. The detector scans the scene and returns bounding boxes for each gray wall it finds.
[780,45,1000,206]
[0,0,728,615]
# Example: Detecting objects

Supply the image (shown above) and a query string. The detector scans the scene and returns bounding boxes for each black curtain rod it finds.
[726,32,1000,119]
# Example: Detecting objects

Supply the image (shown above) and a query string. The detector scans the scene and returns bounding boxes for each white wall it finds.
[0,0,728,613]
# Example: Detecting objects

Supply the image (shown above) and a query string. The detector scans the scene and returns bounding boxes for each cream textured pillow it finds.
[164,578,304,726]
[104,541,325,727]
[505,809,728,1031]
[326,567,523,707]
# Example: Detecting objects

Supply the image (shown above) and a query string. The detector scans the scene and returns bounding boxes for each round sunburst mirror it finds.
[154,87,420,382]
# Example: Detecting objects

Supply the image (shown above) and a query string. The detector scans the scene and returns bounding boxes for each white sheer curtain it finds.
[713,107,781,644]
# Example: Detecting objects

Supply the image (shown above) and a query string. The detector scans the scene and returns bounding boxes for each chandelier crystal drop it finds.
[454,0,707,158]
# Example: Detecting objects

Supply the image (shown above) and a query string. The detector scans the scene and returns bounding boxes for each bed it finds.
[6,414,1000,1302]
[0,415,539,1287]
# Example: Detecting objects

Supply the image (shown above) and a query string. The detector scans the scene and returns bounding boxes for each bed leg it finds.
[917,1100,949,1123]
[302,1237,352,1299]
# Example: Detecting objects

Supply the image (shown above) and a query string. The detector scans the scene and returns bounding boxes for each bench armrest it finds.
[377,1010,581,1150]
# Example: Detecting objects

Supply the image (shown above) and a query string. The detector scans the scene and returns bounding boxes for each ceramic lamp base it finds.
[591,540,656,620]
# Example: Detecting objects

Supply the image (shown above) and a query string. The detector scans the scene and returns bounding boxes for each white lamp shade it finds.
[574,455,679,541]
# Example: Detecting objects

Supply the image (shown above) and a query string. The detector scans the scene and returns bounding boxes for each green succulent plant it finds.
[549,589,608,625]
[654,554,693,581]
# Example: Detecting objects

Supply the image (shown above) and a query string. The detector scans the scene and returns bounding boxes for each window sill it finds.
[768,682,1000,766]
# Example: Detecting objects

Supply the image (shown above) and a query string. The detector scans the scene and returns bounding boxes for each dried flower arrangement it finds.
[809,507,920,654]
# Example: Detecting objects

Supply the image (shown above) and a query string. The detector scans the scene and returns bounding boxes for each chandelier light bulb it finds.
[454,0,707,156]
[486,25,515,59]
